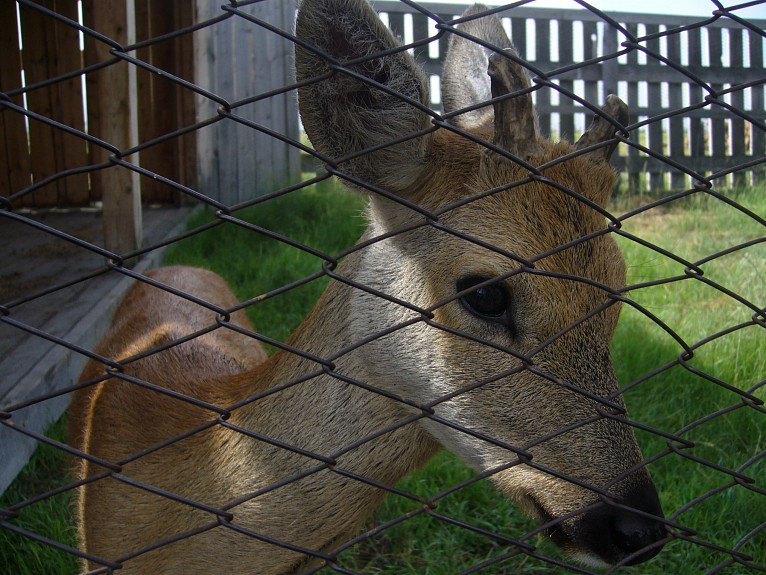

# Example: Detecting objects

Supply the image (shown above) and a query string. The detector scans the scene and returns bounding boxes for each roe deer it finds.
[70,1,667,573]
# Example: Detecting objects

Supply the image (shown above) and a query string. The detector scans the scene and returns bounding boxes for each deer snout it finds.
[562,479,667,566]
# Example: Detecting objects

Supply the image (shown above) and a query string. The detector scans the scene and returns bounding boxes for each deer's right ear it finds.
[295,0,432,193]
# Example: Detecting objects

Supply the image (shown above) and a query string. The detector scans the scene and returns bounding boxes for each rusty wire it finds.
[1,0,765,574]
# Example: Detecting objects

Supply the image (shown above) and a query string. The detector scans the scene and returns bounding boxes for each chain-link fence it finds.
[1,1,764,574]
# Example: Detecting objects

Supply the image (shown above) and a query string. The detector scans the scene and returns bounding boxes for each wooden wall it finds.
[0,0,300,209]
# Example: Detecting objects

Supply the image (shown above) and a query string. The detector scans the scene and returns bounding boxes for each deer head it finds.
[296,0,665,567]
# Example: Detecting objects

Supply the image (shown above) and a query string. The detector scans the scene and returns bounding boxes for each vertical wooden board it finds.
[260,2,277,193]
[134,0,157,201]
[644,25,663,142]
[708,27,726,174]
[623,23,641,191]
[687,27,707,173]
[533,19,551,137]
[235,11,258,203]
[192,0,221,203]
[215,16,238,206]
[52,0,89,206]
[511,17,526,58]
[175,0,198,196]
[582,20,597,62]
[266,3,288,190]
[83,0,143,254]
[667,31,686,189]
[282,0,301,184]
[749,30,765,182]
[728,26,746,186]
[18,1,62,206]
[0,1,32,203]
[582,21,598,110]
[601,22,618,97]
[135,0,179,204]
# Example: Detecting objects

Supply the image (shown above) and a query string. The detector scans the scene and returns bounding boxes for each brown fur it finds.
[71,2,664,573]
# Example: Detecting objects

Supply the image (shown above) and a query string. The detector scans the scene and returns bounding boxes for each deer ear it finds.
[442,4,512,131]
[295,0,432,193]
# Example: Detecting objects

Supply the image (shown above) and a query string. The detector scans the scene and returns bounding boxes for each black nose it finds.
[610,502,667,564]
[565,480,667,565]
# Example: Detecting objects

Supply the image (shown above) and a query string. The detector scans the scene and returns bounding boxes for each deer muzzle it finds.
[549,478,667,566]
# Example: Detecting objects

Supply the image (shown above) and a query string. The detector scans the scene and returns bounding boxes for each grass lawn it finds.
[1,180,763,574]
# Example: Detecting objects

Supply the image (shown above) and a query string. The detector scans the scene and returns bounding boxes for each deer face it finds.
[296,0,666,566]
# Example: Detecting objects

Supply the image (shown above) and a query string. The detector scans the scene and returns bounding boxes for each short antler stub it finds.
[488,51,540,158]
[575,94,629,162]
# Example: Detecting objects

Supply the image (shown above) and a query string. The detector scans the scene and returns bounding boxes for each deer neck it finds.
[230,242,439,494]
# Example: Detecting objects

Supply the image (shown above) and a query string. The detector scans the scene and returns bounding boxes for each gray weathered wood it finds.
[193,0,300,206]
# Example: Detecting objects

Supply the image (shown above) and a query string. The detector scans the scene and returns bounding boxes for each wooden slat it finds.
[534,19,551,138]
[239,4,264,200]
[624,23,641,192]
[749,30,765,184]
[645,24,665,189]
[729,28,746,188]
[0,1,32,204]
[174,0,198,196]
[192,0,220,203]
[667,31,687,189]
[510,16,525,55]
[282,0,301,184]
[708,27,727,183]
[18,1,61,206]
[582,20,599,126]
[51,0,89,206]
[83,0,143,254]
[687,26,707,181]
[135,0,180,205]
[214,15,237,206]
[387,11,405,44]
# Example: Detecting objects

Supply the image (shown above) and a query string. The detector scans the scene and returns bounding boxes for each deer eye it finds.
[457,277,511,321]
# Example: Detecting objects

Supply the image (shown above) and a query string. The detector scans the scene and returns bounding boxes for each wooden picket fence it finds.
[2,1,764,210]
[372,1,766,192]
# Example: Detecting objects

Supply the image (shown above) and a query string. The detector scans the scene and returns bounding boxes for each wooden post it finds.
[83,0,142,255]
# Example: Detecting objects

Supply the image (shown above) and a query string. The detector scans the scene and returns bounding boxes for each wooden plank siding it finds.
[0,2,763,207]
[372,1,766,192]
[0,1,32,202]
[13,0,89,207]
[192,0,301,208]
[0,0,300,209]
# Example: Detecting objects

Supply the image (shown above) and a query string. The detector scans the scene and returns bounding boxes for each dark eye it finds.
[457,277,511,320]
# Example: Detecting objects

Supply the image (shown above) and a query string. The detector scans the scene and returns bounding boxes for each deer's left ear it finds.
[296,0,433,193]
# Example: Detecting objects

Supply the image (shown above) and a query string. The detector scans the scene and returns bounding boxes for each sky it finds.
[418,0,766,18]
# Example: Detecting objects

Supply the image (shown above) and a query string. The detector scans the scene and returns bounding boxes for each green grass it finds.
[0,417,78,575]
[1,182,763,574]
[608,189,766,574]
[163,180,368,344]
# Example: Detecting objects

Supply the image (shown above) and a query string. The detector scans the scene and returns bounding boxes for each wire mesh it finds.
[1,1,764,574]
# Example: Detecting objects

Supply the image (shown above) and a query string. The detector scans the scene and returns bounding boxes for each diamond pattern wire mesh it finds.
[0,0,764,574]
